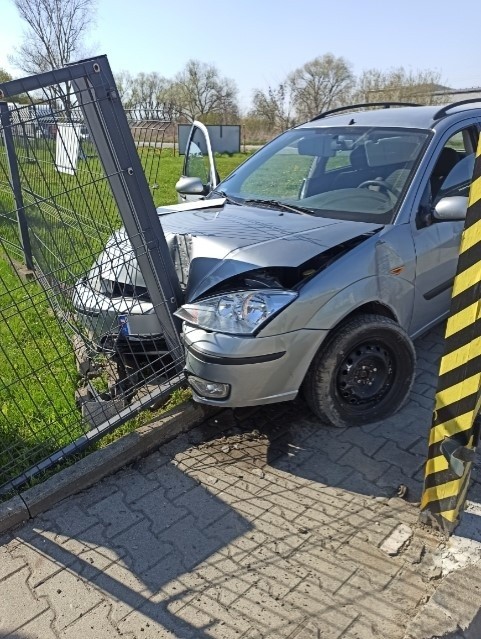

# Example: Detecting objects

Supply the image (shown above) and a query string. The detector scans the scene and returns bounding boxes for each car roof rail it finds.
[310,102,422,122]
[433,98,481,121]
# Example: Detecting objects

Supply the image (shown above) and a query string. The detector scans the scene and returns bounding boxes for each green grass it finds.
[0,146,249,489]
[140,147,251,206]
[240,154,313,199]
[0,256,82,484]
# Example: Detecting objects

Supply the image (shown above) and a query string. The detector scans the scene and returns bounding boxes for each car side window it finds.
[430,127,478,204]
[437,154,475,200]
[185,128,211,185]
[444,131,465,153]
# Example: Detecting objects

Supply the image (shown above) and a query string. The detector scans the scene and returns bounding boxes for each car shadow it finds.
[244,322,481,524]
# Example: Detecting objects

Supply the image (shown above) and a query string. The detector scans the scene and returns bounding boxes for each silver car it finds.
[74,102,479,427]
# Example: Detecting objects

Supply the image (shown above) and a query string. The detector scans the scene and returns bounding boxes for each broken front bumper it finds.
[72,277,163,340]
[72,278,174,379]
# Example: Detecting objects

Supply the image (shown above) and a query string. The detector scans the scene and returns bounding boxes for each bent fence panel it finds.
[0,57,184,494]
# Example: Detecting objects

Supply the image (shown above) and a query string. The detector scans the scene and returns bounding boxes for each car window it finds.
[433,127,478,202]
[445,131,466,153]
[325,150,351,171]
[240,146,314,199]
[220,126,431,224]
[184,128,210,185]
[437,154,475,199]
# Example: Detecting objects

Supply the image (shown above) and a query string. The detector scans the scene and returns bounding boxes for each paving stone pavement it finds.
[1,324,481,639]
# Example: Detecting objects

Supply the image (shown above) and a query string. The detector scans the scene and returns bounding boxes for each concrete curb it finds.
[0,400,220,534]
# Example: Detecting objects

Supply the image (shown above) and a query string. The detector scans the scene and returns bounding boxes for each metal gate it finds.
[0,56,184,494]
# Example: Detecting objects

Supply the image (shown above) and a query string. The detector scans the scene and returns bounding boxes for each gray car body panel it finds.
[183,324,327,406]
[91,205,385,303]
[74,104,481,408]
[159,205,384,302]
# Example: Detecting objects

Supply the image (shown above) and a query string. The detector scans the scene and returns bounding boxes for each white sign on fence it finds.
[55,123,80,175]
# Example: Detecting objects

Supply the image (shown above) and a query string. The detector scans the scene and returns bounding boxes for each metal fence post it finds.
[0,101,34,270]
[420,136,481,534]
[70,59,183,363]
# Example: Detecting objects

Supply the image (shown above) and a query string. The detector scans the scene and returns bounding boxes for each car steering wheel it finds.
[357,179,399,197]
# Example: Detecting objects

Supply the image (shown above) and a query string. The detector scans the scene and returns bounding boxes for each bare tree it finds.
[114,70,134,106]
[115,71,182,120]
[11,0,95,73]
[128,72,172,116]
[354,67,444,105]
[115,63,237,123]
[10,0,95,111]
[288,54,354,121]
[250,83,294,132]
[171,59,238,122]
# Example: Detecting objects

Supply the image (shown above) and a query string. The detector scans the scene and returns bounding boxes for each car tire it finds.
[303,313,415,428]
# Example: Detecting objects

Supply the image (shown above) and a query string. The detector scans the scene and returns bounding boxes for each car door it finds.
[175,121,219,203]
[409,125,478,337]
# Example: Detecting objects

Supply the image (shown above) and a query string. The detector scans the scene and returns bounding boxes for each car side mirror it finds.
[175,176,209,196]
[432,196,468,222]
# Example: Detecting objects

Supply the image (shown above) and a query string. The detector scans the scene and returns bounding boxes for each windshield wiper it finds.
[243,198,314,216]
[210,189,242,206]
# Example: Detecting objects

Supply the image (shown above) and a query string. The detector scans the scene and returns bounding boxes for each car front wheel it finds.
[303,313,415,428]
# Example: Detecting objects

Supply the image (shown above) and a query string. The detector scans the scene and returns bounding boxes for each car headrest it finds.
[432,147,459,178]
[350,144,368,170]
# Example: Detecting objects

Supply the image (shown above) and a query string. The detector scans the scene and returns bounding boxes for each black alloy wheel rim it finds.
[336,342,395,409]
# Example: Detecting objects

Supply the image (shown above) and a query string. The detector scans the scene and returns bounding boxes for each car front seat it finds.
[431,147,460,200]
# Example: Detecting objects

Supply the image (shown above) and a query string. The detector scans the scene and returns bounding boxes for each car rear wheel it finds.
[303,313,415,428]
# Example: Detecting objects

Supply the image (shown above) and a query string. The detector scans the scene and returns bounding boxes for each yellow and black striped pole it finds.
[420,138,481,534]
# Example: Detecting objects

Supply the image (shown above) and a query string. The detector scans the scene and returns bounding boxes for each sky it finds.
[1,0,481,110]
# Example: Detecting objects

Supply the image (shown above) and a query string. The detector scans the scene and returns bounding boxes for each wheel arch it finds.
[303,276,413,335]
[302,301,398,375]
[340,300,397,324]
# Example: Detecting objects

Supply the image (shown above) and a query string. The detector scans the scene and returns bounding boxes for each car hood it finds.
[97,199,383,302]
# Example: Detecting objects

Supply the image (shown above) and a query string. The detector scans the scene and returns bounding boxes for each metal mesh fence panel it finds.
[126,109,171,198]
[0,57,184,494]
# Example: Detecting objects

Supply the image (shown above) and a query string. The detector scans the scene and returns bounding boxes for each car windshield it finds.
[218,126,431,223]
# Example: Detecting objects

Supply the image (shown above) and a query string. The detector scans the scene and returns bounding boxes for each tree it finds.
[11,0,95,74]
[0,67,30,103]
[114,70,135,106]
[0,68,13,83]
[171,59,239,122]
[288,54,354,121]
[354,67,444,105]
[10,0,95,111]
[250,83,294,132]
[128,72,172,117]
[114,71,181,120]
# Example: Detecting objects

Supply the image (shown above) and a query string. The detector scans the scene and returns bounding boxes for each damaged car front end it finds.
[74,106,475,427]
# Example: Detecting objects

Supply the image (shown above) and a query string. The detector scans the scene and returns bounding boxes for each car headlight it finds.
[174,289,297,335]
